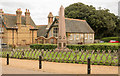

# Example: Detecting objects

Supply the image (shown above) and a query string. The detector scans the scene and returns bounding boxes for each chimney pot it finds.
[26,9,27,12]
[17,8,21,11]
[19,8,21,11]
[0,9,4,13]
[16,8,22,25]
[0,9,2,11]
[25,9,30,25]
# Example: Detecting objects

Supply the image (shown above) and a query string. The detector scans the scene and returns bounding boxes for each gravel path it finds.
[1,58,118,74]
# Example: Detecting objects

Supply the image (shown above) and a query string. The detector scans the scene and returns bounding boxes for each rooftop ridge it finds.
[65,18,86,22]
[55,16,86,22]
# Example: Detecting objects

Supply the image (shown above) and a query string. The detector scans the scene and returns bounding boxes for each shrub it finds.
[101,37,120,42]
[30,44,57,50]
[30,44,119,51]
[67,44,119,51]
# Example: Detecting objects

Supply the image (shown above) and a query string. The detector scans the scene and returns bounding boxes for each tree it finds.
[65,2,119,39]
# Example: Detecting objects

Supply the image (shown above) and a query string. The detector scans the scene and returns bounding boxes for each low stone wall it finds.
[35,36,57,44]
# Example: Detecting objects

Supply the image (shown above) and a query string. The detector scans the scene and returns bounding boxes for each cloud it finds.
[0,0,119,25]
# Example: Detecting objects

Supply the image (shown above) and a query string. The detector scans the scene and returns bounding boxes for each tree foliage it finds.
[65,2,120,39]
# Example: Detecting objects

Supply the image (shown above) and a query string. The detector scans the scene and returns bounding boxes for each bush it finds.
[67,44,119,51]
[101,37,120,42]
[30,44,57,50]
[30,44,119,51]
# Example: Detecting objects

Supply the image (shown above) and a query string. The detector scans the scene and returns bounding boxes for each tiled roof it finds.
[45,17,94,36]
[65,18,94,33]
[38,16,94,37]
[37,25,48,37]
[48,12,53,18]
[2,13,37,29]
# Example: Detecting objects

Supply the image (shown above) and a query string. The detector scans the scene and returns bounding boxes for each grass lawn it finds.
[2,42,119,66]
[85,43,120,46]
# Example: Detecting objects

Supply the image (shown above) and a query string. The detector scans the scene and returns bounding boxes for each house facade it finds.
[0,8,38,46]
[37,12,94,44]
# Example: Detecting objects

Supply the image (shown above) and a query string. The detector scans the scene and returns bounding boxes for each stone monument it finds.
[57,5,67,50]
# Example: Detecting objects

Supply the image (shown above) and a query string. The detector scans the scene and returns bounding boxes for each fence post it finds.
[87,57,91,74]
[22,50,24,59]
[118,49,120,66]
[7,54,9,65]
[39,55,42,69]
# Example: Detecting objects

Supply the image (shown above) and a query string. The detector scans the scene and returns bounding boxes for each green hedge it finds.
[30,44,119,51]
[30,44,57,50]
[67,44,119,51]
[101,37,120,42]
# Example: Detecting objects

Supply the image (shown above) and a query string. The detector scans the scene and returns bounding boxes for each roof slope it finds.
[46,17,94,36]
[2,14,37,29]
[37,17,94,37]
[65,18,94,33]
[37,25,48,37]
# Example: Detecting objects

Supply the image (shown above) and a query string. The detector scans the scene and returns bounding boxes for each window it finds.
[85,34,88,40]
[69,34,73,40]
[81,34,83,38]
[76,34,79,40]
[0,27,3,32]
[63,43,66,47]
[56,21,59,23]
[90,34,93,39]
[51,39,54,44]
[58,43,61,48]
[74,34,76,40]
[53,27,58,37]
[79,34,81,39]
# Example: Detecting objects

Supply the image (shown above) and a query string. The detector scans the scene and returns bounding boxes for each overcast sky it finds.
[0,0,119,25]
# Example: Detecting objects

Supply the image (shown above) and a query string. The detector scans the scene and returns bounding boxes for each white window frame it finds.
[85,34,88,40]
[76,34,79,40]
[90,34,93,40]
[69,34,73,40]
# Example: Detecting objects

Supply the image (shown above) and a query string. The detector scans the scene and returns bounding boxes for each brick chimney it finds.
[25,9,30,25]
[16,8,22,25]
[47,12,53,29]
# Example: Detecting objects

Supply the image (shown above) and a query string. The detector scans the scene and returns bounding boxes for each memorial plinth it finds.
[55,5,68,51]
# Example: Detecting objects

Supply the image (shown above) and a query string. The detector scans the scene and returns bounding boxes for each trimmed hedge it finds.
[67,44,119,50]
[101,37,120,42]
[30,44,57,50]
[30,44,119,51]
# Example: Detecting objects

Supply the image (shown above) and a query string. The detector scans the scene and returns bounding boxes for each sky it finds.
[0,0,119,25]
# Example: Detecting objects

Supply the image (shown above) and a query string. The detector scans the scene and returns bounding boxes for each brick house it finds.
[37,12,94,44]
[0,8,38,46]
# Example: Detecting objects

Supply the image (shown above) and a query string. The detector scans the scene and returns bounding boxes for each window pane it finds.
[53,27,58,37]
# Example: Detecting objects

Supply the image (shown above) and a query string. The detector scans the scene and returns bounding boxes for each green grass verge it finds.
[101,37,120,42]
[85,43,120,46]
